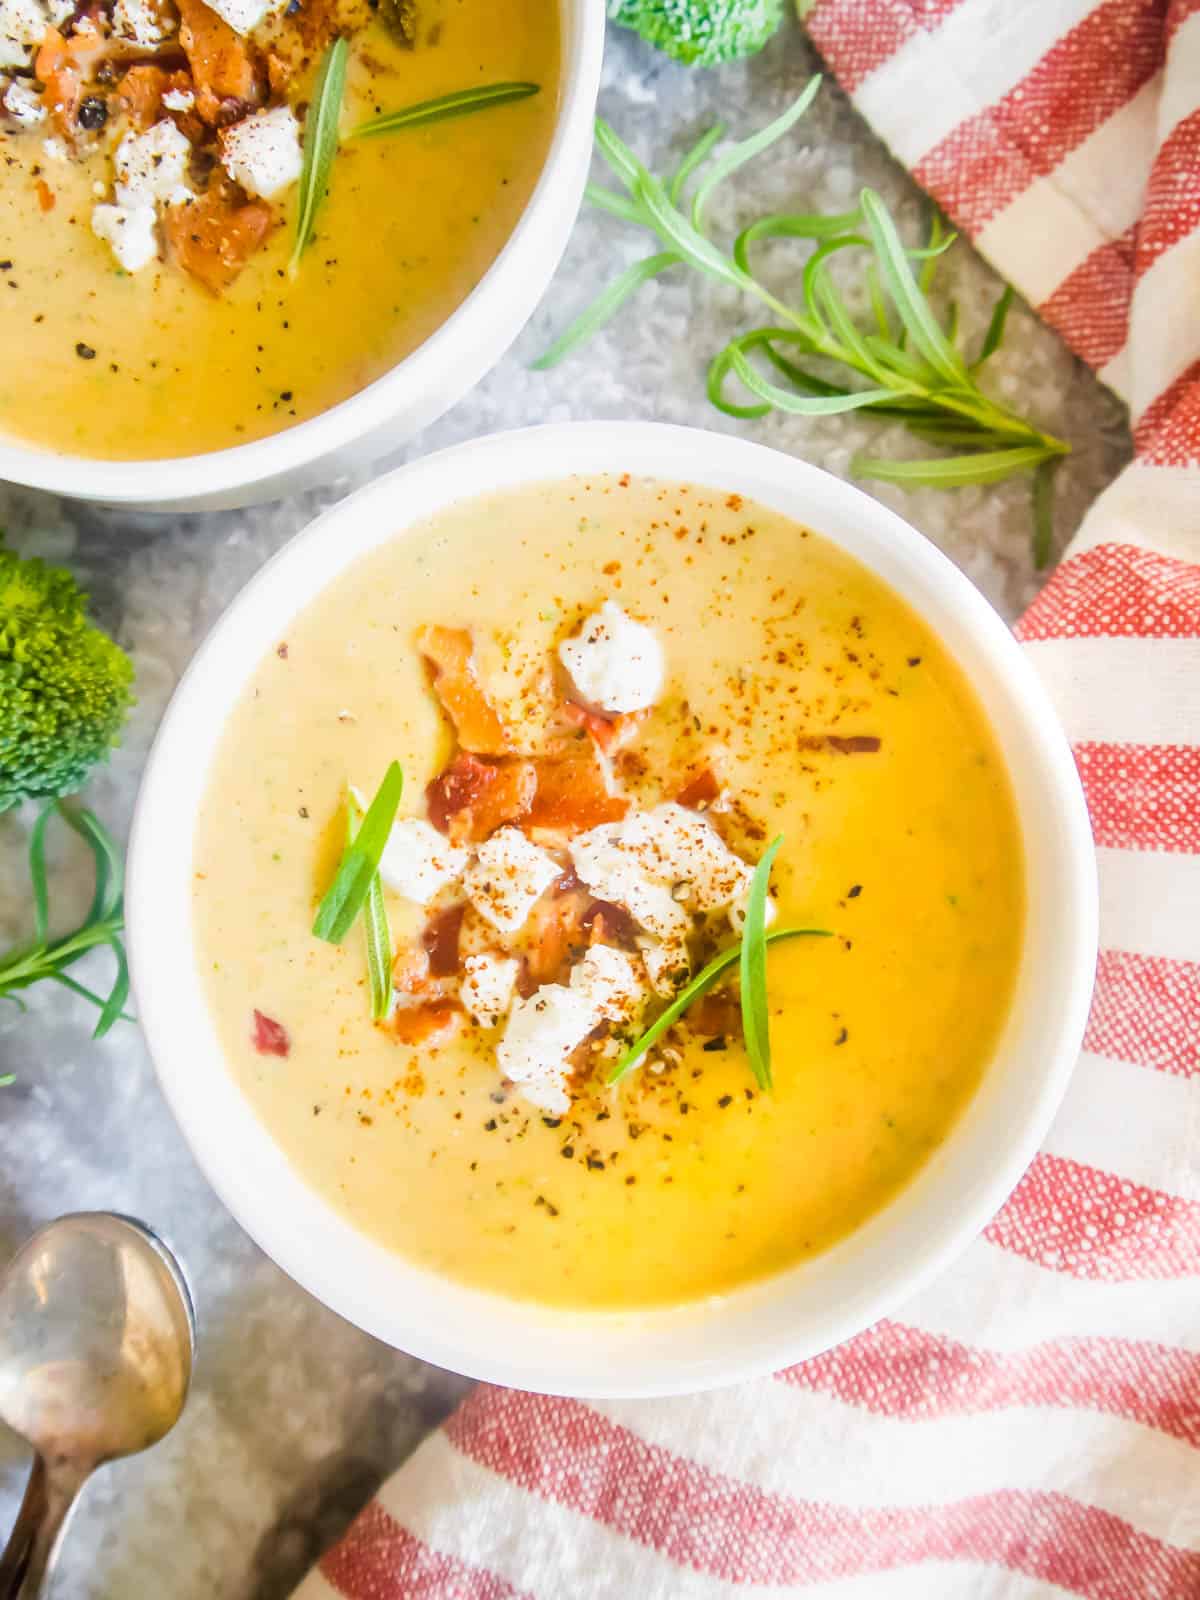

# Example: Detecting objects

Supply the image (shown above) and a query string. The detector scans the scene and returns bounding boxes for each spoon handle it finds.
[0,1455,91,1599]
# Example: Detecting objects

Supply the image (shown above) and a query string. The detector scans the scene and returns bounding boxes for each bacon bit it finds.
[559,699,647,754]
[177,0,263,124]
[525,751,629,834]
[800,734,882,756]
[34,178,54,212]
[35,26,106,135]
[416,625,510,756]
[163,173,274,293]
[677,766,721,810]
[422,903,465,978]
[252,1009,290,1056]
[426,753,535,844]
[522,884,592,988]
[689,991,741,1038]
[581,899,639,949]
[390,1001,459,1045]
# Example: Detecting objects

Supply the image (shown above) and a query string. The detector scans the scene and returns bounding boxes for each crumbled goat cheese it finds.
[91,202,158,272]
[92,121,192,273]
[3,78,43,124]
[161,86,194,111]
[0,0,48,69]
[464,827,560,936]
[41,135,67,162]
[497,985,594,1114]
[569,944,646,1025]
[112,0,175,45]
[497,947,646,1112]
[220,105,302,199]
[559,600,665,714]
[378,818,469,905]
[203,0,281,31]
[113,119,192,206]
[571,803,756,993]
[460,952,520,1029]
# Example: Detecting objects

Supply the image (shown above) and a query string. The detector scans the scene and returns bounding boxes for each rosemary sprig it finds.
[312,761,403,943]
[346,791,393,1021]
[607,926,830,1086]
[350,81,540,141]
[0,801,131,1045]
[290,34,350,276]
[536,79,1070,566]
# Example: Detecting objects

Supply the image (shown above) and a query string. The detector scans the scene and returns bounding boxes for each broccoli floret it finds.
[0,548,134,812]
[607,0,787,66]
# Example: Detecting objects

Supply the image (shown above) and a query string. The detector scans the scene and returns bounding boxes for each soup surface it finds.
[193,476,1025,1310]
[0,0,557,458]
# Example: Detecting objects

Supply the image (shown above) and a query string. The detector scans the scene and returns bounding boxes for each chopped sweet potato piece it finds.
[417,625,510,756]
[163,175,275,293]
[116,65,195,132]
[390,1001,459,1045]
[35,26,106,135]
[521,883,592,989]
[426,753,535,845]
[677,766,721,810]
[177,0,263,124]
[559,700,646,754]
[525,751,629,834]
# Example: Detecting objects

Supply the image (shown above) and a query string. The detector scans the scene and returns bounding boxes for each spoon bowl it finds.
[0,1214,194,1597]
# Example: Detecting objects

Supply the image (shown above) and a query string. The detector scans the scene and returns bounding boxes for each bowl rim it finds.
[127,421,1099,1398]
[0,0,602,505]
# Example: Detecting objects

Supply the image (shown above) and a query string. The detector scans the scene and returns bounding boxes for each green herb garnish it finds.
[346,791,392,1021]
[289,34,349,277]
[536,79,1070,565]
[350,81,540,141]
[312,760,403,943]
[740,834,781,1089]
[607,927,830,1087]
[0,801,130,1045]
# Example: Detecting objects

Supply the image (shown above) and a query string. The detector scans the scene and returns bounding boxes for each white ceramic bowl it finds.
[127,423,1098,1397]
[0,4,602,514]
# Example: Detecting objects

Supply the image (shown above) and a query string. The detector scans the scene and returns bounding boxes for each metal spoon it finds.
[0,1213,195,1599]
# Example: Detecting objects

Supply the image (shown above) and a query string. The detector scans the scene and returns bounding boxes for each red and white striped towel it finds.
[295,4,1200,1594]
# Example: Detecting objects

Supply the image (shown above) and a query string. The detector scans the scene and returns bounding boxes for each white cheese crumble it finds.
[3,78,44,125]
[91,202,158,272]
[161,86,194,111]
[460,952,519,1029]
[0,0,48,70]
[41,135,67,162]
[559,600,665,714]
[112,0,176,45]
[203,0,283,30]
[92,120,194,273]
[497,946,647,1113]
[569,944,646,1025]
[571,803,757,992]
[219,105,302,200]
[497,985,593,1115]
[464,827,560,937]
[378,818,469,905]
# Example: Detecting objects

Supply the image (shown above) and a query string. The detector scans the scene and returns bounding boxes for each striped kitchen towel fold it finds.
[296,3,1200,1594]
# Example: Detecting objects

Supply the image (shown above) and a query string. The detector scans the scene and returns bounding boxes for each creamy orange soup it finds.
[193,476,1025,1310]
[0,0,558,458]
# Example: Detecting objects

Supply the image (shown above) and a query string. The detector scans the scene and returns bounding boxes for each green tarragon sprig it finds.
[0,801,131,1054]
[536,76,1070,567]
